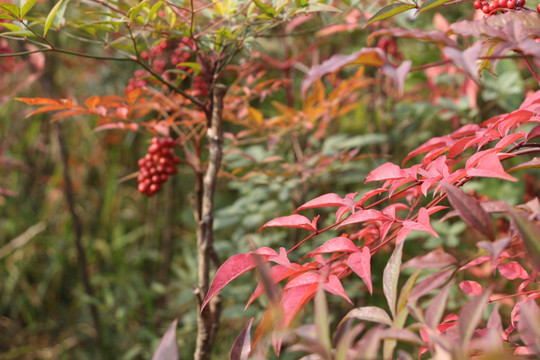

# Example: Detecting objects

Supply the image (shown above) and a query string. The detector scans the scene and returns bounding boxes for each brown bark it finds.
[194,84,226,360]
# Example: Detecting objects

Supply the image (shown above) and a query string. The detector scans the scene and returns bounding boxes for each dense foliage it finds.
[1,0,539,359]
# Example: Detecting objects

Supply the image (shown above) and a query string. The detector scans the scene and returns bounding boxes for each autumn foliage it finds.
[2,0,540,359]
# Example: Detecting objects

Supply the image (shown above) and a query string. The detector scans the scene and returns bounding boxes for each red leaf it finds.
[268,247,293,268]
[357,188,388,207]
[279,283,318,333]
[338,209,388,228]
[347,247,373,294]
[308,237,359,257]
[260,214,317,232]
[459,280,483,296]
[229,318,253,360]
[402,207,439,238]
[498,261,530,280]
[245,265,299,310]
[284,272,320,289]
[365,162,408,182]
[323,275,352,304]
[202,248,277,310]
[295,193,355,213]
[467,153,517,182]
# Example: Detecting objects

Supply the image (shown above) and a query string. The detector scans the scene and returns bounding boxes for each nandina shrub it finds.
[202,5,540,360]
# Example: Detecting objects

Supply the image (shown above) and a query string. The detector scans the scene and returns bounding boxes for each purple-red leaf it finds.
[425,282,452,329]
[381,60,412,98]
[151,319,178,360]
[442,182,494,240]
[301,48,387,96]
[347,247,373,294]
[260,214,317,232]
[403,248,457,269]
[230,318,254,360]
[202,248,277,310]
[458,289,491,347]
[408,268,454,304]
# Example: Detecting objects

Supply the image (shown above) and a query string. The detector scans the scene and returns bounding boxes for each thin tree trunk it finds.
[54,124,106,355]
[194,84,226,360]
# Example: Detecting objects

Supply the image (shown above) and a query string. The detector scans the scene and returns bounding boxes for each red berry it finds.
[138,183,148,193]
[507,0,516,8]
[498,0,507,6]
[474,0,482,8]
[482,4,490,12]
[148,143,160,154]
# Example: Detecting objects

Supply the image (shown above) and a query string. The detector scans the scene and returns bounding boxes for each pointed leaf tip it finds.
[348,247,373,294]
[230,318,254,360]
[152,319,178,360]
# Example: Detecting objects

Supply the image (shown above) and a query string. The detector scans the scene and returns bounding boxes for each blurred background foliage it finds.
[0,0,536,358]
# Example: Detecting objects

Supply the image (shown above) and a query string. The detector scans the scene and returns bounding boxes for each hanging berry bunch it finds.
[137,137,180,197]
[473,0,526,15]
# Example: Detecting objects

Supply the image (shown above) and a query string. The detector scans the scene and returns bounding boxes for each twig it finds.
[194,84,227,360]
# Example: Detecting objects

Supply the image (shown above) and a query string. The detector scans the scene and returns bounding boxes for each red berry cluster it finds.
[137,137,180,196]
[473,0,525,14]
[126,38,196,93]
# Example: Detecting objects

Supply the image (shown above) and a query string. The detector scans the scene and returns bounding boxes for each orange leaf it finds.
[16,97,60,105]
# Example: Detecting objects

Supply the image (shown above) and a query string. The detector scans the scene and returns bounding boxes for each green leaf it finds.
[164,6,176,28]
[508,157,540,172]
[0,30,37,38]
[295,0,308,7]
[253,0,275,17]
[43,0,64,38]
[20,0,37,17]
[0,22,23,32]
[383,241,404,319]
[145,0,163,24]
[419,0,454,13]
[365,3,416,27]
[127,1,148,23]
[1,4,20,17]
[510,209,540,272]
[396,269,421,314]
[303,3,342,13]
